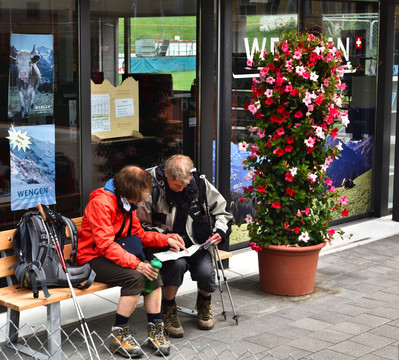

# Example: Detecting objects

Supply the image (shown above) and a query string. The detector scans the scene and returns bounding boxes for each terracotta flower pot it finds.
[257,242,326,296]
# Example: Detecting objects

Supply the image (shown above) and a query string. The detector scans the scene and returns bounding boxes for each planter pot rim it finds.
[262,242,326,253]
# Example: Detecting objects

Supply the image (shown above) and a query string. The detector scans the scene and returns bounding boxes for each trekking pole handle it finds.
[36,204,46,221]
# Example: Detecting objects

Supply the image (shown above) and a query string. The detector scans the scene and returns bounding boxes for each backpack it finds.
[10,208,96,299]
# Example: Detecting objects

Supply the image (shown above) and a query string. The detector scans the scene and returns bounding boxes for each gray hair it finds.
[165,154,194,185]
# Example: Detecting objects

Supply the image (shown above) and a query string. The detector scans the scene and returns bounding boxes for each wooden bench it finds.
[0,216,232,359]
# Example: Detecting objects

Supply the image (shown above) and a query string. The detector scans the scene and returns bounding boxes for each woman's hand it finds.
[167,234,188,252]
[136,261,159,280]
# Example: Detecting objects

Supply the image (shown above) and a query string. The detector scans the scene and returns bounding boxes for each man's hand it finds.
[167,235,188,252]
[205,233,222,246]
[136,262,159,280]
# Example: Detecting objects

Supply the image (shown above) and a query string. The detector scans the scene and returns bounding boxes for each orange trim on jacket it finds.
[77,187,169,269]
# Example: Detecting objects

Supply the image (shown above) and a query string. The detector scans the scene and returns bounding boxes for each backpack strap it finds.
[30,214,49,266]
[63,216,78,265]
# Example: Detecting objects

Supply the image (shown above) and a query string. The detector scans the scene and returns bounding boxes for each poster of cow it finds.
[8,33,54,119]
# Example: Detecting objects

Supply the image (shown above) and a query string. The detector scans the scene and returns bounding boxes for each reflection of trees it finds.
[94,74,183,180]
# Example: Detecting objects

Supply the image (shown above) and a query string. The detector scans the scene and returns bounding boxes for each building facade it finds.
[0,0,397,250]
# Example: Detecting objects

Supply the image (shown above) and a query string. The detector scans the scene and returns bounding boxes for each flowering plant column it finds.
[239,31,350,250]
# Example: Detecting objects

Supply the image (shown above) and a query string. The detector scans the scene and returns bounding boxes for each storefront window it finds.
[0,0,80,230]
[90,0,197,190]
[230,1,298,246]
[305,1,378,220]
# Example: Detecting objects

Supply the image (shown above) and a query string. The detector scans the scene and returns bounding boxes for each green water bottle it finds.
[145,258,162,294]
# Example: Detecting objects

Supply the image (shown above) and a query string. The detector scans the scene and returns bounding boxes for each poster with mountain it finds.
[8,33,54,119]
[7,125,56,211]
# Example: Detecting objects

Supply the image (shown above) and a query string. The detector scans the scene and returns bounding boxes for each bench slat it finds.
[0,282,111,312]
[0,255,17,278]
[0,229,15,252]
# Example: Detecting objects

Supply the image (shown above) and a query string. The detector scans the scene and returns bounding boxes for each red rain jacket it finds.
[77,187,169,269]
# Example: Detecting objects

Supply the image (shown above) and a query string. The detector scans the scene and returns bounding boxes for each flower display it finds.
[239,30,349,249]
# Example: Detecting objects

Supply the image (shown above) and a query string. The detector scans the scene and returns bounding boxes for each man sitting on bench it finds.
[137,155,233,338]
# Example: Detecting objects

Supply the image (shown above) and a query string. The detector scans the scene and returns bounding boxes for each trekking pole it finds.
[199,175,239,325]
[36,204,100,360]
[211,244,239,325]
[208,244,227,319]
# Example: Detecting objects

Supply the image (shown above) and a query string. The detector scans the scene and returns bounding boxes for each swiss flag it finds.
[355,36,362,49]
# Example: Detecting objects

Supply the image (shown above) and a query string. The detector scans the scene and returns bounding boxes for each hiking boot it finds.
[147,321,170,356]
[109,326,143,358]
[196,294,214,330]
[162,302,184,338]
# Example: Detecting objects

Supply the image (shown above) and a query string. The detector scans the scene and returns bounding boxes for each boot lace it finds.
[164,305,182,328]
[153,323,167,345]
[118,327,137,346]
[197,302,212,321]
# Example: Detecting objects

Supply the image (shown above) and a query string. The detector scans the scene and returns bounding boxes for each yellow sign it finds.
[91,77,142,140]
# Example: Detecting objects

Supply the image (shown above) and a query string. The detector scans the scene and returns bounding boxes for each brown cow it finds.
[10,45,41,118]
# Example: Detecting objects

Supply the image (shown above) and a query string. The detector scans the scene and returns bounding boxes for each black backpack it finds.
[10,209,96,298]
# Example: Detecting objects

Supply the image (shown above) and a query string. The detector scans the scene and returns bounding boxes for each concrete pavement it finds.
[2,215,399,359]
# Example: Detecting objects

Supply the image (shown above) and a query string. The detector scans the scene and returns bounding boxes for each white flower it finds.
[290,167,298,176]
[336,142,343,151]
[238,141,249,152]
[309,71,319,82]
[314,126,325,139]
[298,232,309,242]
[341,114,350,127]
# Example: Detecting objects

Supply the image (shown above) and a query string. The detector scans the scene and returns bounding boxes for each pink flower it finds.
[294,111,303,119]
[304,137,316,148]
[248,103,257,115]
[327,229,336,237]
[257,129,266,138]
[247,59,254,67]
[276,128,285,136]
[302,208,310,215]
[340,195,348,205]
[245,214,253,223]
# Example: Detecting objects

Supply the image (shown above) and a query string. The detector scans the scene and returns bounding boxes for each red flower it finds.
[285,173,294,182]
[330,128,339,139]
[292,227,300,234]
[272,202,281,209]
[257,185,266,193]
[270,114,284,124]
[286,188,296,197]
[277,105,285,113]
[285,145,293,153]
[274,148,285,157]
[243,186,253,193]
[265,98,274,105]
[238,197,246,203]
[341,208,349,217]
[287,136,295,144]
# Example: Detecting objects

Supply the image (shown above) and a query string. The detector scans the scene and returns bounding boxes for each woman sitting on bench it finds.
[77,165,186,358]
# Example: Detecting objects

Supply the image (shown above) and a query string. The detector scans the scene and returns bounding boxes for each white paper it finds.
[91,94,111,132]
[154,244,202,262]
[115,98,134,118]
